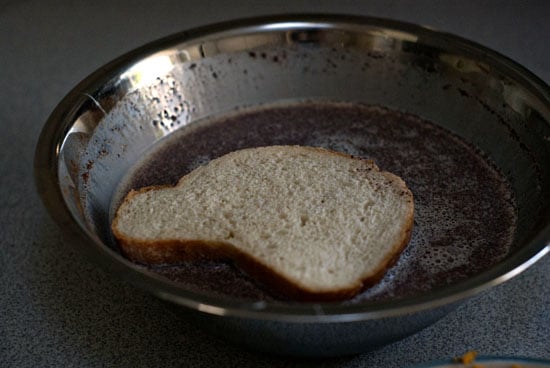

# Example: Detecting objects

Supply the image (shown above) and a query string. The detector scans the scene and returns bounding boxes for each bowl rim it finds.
[34,13,550,323]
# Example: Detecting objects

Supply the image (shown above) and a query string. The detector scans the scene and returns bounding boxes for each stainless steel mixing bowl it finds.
[34,14,549,356]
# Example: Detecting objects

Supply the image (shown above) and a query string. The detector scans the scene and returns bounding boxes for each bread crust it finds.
[111,146,414,302]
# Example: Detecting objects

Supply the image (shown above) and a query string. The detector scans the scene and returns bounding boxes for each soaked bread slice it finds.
[112,145,414,301]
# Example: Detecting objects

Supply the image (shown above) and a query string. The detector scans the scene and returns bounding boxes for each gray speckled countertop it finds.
[1,1,549,366]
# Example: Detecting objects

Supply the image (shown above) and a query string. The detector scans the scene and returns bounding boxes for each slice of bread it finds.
[112,145,414,301]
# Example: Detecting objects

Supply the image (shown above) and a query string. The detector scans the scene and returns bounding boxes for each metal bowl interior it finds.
[35,14,549,354]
